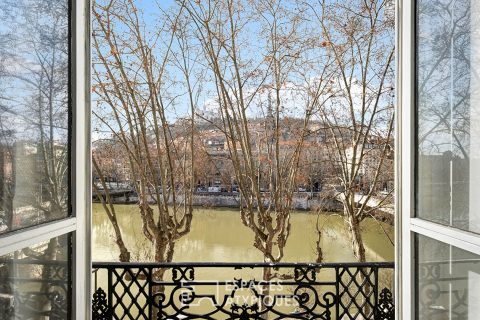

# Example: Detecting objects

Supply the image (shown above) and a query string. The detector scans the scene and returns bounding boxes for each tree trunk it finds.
[153,233,176,282]
[114,223,130,262]
[260,240,273,319]
[316,231,324,264]
[346,211,371,316]
[347,211,366,263]
[151,235,175,318]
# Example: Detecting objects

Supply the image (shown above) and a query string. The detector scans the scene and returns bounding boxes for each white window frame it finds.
[0,0,91,318]
[72,0,91,318]
[397,0,480,318]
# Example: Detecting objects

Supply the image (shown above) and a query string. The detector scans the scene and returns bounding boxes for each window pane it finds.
[416,235,480,320]
[416,0,480,232]
[0,234,71,319]
[0,0,70,234]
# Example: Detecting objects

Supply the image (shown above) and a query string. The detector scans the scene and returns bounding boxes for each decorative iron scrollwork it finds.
[231,302,259,319]
[172,266,195,282]
[376,287,394,320]
[92,287,111,320]
[294,266,316,283]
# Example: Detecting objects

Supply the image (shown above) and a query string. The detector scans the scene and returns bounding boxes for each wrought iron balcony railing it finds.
[91,261,394,320]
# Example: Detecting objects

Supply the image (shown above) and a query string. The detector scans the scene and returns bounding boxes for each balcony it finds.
[91,262,394,319]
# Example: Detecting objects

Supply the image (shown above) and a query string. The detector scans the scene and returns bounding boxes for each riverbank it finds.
[93,191,394,225]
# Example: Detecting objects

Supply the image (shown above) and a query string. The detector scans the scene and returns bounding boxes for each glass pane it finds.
[0,0,71,234]
[416,0,480,232]
[0,234,71,319]
[416,235,480,320]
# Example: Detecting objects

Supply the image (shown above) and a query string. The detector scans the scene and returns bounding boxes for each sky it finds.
[91,0,395,141]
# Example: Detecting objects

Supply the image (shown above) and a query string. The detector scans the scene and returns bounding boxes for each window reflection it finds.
[0,234,70,319]
[0,0,70,234]
[416,0,480,232]
[416,235,480,320]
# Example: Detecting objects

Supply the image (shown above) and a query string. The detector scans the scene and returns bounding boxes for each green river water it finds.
[92,204,394,263]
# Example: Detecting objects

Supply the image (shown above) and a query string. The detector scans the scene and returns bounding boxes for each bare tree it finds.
[180,0,334,285]
[306,0,395,262]
[92,0,199,268]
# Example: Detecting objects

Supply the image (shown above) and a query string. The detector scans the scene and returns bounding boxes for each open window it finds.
[399,0,480,318]
[0,0,90,318]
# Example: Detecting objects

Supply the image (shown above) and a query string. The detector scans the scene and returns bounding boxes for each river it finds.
[92,204,394,263]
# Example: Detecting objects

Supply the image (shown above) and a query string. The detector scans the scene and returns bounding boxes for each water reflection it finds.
[0,0,70,234]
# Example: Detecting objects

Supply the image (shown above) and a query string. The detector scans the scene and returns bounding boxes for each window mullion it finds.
[0,218,77,256]
[411,218,480,255]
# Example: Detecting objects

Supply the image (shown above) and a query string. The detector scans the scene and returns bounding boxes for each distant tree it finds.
[93,140,131,184]
[92,146,131,262]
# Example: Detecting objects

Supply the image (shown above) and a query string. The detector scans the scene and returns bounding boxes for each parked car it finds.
[208,186,221,192]
[196,187,208,193]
